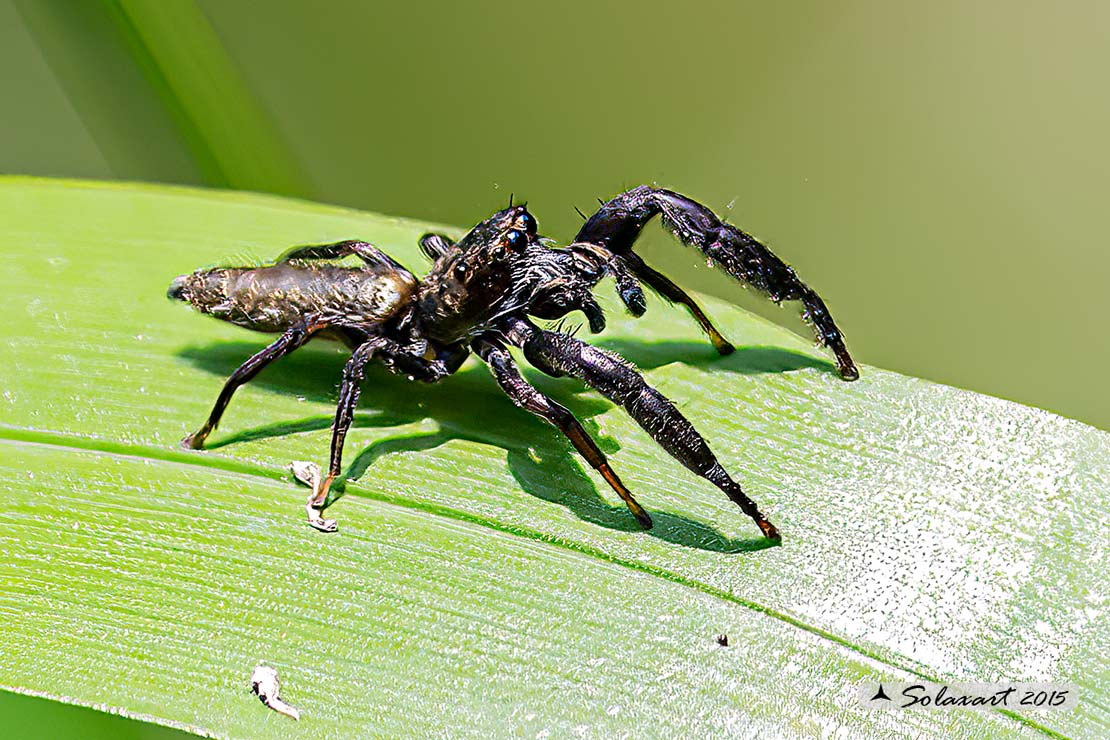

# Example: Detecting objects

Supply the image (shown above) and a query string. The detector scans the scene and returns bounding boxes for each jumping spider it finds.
[168,186,858,539]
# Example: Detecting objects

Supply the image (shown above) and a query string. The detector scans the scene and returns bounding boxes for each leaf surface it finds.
[0,178,1106,738]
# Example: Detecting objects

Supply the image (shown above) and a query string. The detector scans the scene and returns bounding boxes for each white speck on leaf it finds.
[250,664,300,720]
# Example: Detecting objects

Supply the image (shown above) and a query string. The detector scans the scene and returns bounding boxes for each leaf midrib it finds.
[0,425,1070,740]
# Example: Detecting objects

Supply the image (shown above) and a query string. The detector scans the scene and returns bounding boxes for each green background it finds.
[2,0,1107,432]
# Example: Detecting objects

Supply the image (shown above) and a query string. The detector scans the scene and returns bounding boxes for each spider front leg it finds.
[577,186,858,380]
[472,336,652,528]
[504,318,779,540]
[305,336,451,532]
[619,251,734,355]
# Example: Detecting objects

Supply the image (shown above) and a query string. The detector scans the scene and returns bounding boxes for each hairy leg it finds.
[306,336,449,531]
[472,335,652,528]
[276,239,413,275]
[181,322,319,450]
[506,318,779,539]
[621,251,734,355]
[418,233,457,261]
[576,185,857,379]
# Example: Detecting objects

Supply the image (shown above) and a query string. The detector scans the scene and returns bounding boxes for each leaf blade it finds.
[0,177,1106,738]
[97,0,309,195]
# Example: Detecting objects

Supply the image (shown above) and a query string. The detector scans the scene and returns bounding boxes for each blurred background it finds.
[4,0,1105,430]
[1,2,1107,735]
[2,0,1107,438]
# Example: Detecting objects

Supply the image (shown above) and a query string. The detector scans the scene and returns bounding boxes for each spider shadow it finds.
[594,339,836,376]
[177,339,797,553]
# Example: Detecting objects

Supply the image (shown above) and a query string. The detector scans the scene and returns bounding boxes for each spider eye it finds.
[504,229,527,253]
[519,211,537,235]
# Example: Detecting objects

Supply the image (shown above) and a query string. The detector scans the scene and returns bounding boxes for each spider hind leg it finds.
[181,322,319,450]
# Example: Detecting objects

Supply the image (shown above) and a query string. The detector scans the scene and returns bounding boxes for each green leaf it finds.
[0,177,1105,738]
[97,0,309,196]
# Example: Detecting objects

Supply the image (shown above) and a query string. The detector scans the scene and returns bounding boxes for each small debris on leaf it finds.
[715,634,729,647]
[289,459,320,487]
[250,664,300,720]
[288,460,338,532]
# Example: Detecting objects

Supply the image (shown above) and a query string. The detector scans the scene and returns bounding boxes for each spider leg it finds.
[472,335,652,528]
[621,251,734,355]
[599,246,648,316]
[418,233,458,261]
[575,186,858,380]
[181,322,320,450]
[275,239,413,274]
[306,336,450,531]
[505,318,779,540]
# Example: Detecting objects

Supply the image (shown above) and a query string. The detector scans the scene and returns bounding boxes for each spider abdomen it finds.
[168,263,416,332]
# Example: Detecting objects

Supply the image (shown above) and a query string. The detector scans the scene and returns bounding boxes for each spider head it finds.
[418,204,545,341]
[457,205,539,260]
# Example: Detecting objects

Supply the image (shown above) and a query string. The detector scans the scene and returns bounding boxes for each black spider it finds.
[168,186,858,540]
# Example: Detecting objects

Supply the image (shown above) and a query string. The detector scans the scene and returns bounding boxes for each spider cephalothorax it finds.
[169,186,859,540]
